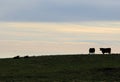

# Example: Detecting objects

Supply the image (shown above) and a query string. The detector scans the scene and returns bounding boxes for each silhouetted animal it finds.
[100,48,111,54]
[13,56,20,59]
[89,48,95,54]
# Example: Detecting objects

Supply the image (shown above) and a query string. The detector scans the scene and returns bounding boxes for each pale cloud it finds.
[0,22,120,42]
[1,22,120,34]
[0,22,120,58]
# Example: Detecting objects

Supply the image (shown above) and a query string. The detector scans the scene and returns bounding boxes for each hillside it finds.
[0,54,120,82]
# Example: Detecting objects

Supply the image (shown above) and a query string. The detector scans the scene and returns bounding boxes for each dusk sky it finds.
[0,0,120,58]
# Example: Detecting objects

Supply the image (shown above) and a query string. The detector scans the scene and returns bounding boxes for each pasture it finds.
[0,54,120,82]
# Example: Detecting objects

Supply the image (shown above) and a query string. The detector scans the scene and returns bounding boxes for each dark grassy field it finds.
[0,54,120,82]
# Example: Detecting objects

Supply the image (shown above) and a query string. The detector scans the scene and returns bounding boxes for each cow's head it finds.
[100,48,103,51]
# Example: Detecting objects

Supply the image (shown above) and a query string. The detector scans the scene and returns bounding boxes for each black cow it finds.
[100,48,111,54]
[89,48,95,54]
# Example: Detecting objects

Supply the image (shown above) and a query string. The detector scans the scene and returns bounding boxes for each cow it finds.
[100,48,111,54]
[89,48,95,54]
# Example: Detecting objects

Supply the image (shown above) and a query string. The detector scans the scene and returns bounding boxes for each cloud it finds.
[0,21,120,57]
[0,0,120,22]
[0,22,120,42]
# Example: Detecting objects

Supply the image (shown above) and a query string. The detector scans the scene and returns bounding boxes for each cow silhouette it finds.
[100,48,111,54]
[89,48,95,54]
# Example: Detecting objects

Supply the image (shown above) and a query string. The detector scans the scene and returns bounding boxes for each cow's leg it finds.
[103,52,105,55]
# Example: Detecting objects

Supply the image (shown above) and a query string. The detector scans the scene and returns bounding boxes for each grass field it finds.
[0,54,120,82]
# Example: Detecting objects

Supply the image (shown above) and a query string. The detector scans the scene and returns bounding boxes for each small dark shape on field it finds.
[13,56,20,59]
[24,55,29,58]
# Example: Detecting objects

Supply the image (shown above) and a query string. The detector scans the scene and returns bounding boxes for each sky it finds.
[0,0,120,58]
